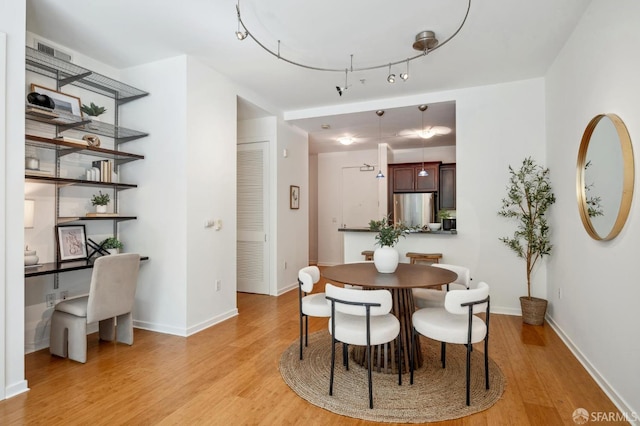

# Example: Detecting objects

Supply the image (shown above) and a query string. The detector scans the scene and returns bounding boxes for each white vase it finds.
[373,246,399,273]
[96,205,107,214]
[107,248,119,255]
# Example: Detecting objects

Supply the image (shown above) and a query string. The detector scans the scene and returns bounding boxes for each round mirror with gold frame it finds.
[576,113,634,241]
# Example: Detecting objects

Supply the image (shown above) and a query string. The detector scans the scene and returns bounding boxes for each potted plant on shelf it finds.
[369,215,408,273]
[81,102,107,121]
[438,209,453,231]
[498,157,556,325]
[100,237,123,255]
[91,191,110,214]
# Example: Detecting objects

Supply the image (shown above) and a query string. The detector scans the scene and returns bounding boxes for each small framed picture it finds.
[290,185,300,210]
[56,225,88,262]
[30,83,83,117]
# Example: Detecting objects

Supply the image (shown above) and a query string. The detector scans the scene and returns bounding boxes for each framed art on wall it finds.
[56,225,88,261]
[30,83,83,116]
[290,185,300,209]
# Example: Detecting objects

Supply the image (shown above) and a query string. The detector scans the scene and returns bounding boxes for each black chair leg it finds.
[299,313,304,360]
[441,341,446,368]
[343,343,349,370]
[466,341,472,406]
[485,337,490,390]
[305,315,309,347]
[410,327,416,384]
[367,343,373,409]
[329,337,336,396]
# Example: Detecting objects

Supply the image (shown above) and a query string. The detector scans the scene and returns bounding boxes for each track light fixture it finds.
[400,60,409,81]
[234,0,471,94]
[418,105,429,177]
[336,69,350,96]
[235,0,248,40]
[387,64,396,84]
[376,110,385,179]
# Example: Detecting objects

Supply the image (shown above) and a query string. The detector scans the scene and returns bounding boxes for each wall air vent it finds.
[34,40,72,63]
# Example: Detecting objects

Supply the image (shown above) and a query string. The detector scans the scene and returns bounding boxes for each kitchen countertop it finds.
[338,227,457,235]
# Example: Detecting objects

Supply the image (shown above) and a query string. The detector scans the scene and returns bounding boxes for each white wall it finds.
[120,55,241,336]
[316,79,546,314]
[119,55,190,334]
[185,56,239,332]
[276,120,309,293]
[309,154,318,264]
[545,0,640,415]
[1,0,28,399]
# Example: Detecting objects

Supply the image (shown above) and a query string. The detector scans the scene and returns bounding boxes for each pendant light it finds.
[418,105,429,177]
[376,110,385,178]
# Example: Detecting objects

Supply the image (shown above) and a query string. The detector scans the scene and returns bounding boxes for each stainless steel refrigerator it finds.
[393,193,435,227]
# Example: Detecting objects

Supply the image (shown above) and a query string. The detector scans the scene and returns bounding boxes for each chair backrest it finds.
[444,281,489,315]
[86,253,141,324]
[431,263,471,288]
[298,266,320,293]
[325,283,392,316]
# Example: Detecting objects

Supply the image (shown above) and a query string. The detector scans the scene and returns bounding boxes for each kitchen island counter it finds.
[339,227,459,264]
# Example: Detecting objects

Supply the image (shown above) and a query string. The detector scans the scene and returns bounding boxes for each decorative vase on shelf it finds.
[96,205,107,214]
[373,246,399,273]
[107,248,119,255]
[24,248,39,266]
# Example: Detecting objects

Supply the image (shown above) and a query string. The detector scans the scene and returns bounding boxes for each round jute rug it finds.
[279,330,505,423]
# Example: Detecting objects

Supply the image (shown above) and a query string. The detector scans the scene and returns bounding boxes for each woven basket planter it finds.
[520,296,548,325]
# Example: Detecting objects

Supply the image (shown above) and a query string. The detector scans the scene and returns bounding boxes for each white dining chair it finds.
[298,266,331,360]
[325,283,401,409]
[412,263,471,309]
[410,281,491,406]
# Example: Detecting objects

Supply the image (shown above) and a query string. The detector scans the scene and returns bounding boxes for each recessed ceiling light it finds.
[321,124,330,130]
[338,137,353,145]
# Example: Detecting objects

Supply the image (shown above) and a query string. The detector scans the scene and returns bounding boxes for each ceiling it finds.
[26,0,591,154]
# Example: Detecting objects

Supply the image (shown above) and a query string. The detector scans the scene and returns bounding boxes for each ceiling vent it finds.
[34,39,73,63]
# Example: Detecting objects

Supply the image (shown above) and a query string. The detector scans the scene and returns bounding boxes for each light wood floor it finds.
[0,279,624,425]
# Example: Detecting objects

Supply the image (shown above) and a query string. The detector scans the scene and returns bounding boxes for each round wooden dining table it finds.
[322,262,458,374]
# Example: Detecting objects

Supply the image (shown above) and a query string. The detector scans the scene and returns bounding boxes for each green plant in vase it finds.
[438,209,453,230]
[81,102,107,118]
[100,237,123,254]
[498,157,556,325]
[370,215,408,273]
[91,191,110,214]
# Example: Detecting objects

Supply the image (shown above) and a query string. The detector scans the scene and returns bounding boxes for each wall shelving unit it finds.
[25,46,148,280]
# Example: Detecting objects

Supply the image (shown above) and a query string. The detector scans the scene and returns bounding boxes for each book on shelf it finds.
[25,169,54,177]
[55,136,88,146]
[26,106,59,119]
[92,160,113,182]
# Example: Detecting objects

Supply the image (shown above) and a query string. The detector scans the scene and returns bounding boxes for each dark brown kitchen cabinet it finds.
[390,162,440,192]
[391,166,416,192]
[439,163,456,210]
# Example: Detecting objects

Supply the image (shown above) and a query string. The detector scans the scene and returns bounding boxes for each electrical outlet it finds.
[60,291,69,300]
[215,280,221,292]
[46,293,55,308]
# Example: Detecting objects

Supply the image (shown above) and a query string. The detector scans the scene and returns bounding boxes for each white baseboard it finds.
[5,380,29,399]
[185,309,239,336]
[546,314,638,425]
[278,282,297,296]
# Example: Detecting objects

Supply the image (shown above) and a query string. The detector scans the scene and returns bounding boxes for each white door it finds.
[342,167,379,228]
[237,141,269,294]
